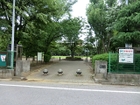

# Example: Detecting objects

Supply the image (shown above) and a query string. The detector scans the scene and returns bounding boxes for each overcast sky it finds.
[71,0,90,40]
[71,0,89,19]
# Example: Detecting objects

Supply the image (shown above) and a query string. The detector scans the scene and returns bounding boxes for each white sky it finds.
[71,0,90,40]
[71,0,89,19]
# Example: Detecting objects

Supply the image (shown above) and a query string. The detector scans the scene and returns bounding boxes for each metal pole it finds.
[11,0,15,69]
[109,52,111,73]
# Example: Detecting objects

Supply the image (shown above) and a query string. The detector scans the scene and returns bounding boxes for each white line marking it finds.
[0,84,139,94]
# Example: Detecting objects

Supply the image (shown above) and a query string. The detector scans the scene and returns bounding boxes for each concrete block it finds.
[22,60,30,72]
[125,75,137,85]
[16,60,22,76]
[16,60,30,76]
[95,60,107,80]
[0,69,14,78]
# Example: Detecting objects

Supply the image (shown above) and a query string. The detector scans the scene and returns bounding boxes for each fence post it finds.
[108,52,111,73]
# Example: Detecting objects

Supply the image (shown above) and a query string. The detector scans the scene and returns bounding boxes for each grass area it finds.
[52,56,87,59]
[52,56,66,59]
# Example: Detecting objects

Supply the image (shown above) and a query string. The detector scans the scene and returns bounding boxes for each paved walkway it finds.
[27,59,94,84]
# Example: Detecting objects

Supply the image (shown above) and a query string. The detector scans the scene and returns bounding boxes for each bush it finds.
[92,53,108,65]
[92,53,117,72]
[44,53,51,63]
[135,54,140,72]
[65,56,82,61]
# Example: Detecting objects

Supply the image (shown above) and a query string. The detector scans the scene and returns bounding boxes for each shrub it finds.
[65,56,82,61]
[134,54,140,72]
[92,53,117,72]
[92,53,108,65]
[44,53,51,63]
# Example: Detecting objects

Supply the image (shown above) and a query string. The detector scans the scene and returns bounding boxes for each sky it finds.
[71,0,89,19]
[71,0,90,40]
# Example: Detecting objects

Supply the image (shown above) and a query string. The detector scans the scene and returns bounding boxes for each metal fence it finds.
[0,51,15,69]
[108,52,140,74]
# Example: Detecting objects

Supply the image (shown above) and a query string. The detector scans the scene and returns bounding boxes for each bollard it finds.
[43,69,48,75]
[58,69,63,75]
[76,69,82,76]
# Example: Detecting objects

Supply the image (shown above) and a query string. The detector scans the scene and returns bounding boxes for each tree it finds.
[114,1,140,47]
[87,0,140,53]
[0,0,77,62]
[86,0,121,53]
[86,0,108,53]
[62,17,83,58]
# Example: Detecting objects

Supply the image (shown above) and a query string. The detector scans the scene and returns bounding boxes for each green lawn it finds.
[52,56,87,59]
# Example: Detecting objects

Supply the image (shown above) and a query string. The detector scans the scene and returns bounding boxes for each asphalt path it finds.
[0,81,140,105]
[27,60,94,83]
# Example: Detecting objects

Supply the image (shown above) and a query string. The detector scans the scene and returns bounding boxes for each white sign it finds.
[37,52,42,61]
[1,55,6,62]
[119,49,134,63]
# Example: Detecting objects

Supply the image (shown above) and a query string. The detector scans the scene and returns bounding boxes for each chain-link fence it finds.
[108,52,140,74]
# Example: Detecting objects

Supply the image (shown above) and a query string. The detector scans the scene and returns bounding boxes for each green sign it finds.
[0,54,6,67]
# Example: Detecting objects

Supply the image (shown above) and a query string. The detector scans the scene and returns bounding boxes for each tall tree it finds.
[62,17,83,58]
[87,0,108,53]
[114,1,140,47]
[86,0,119,53]
[0,0,76,62]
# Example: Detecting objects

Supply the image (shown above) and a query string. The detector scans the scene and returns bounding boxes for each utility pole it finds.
[11,0,15,69]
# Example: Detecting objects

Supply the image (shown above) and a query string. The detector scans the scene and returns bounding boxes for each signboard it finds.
[37,52,42,61]
[119,49,134,63]
[0,54,6,67]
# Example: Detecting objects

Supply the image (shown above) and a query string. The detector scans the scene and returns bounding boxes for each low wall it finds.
[0,69,14,78]
[94,60,140,85]
[107,73,140,85]
[16,60,30,77]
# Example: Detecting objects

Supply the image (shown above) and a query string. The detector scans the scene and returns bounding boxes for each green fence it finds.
[0,51,7,67]
[108,52,140,74]
[0,51,14,69]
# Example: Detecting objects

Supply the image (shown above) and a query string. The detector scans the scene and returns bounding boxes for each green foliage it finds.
[92,53,108,65]
[62,17,83,58]
[134,54,140,72]
[65,56,82,61]
[0,34,11,51]
[114,1,140,46]
[0,0,76,62]
[51,42,70,56]
[44,52,51,63]
[92,53,117,72]
[106,0,117,7]
[93,53,140,73]
[87,0,140,52]
[87,0,115,53]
